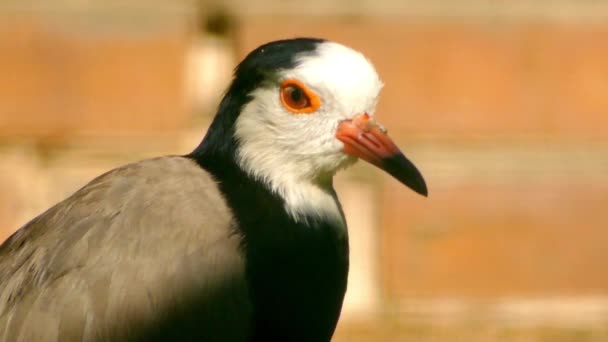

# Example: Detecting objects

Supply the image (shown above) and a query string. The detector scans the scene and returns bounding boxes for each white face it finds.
[233,42,384,223]
[235,42,383,183]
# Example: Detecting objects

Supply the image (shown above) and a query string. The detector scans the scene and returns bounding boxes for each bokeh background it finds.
[1,0,608,340]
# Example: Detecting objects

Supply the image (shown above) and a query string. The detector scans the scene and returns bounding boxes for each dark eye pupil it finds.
[290,87,303,102]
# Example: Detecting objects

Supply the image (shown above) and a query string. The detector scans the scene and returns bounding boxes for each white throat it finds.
[233,97,347,226]
[273,176,345,227]
[237,159,346,227]
[234,113,346,226]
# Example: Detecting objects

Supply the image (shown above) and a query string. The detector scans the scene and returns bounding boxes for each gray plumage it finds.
[0,156,250,341]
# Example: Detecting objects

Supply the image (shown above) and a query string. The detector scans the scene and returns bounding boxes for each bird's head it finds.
[195,38,426,218]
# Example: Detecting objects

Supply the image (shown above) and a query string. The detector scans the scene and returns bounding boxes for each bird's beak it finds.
[336,113,428,196]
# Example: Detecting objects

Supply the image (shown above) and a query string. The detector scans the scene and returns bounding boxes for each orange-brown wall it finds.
[1,10,607,333]
[0,16,189,138]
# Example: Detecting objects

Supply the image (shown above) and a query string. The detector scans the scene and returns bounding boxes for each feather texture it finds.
[0,157,250,341]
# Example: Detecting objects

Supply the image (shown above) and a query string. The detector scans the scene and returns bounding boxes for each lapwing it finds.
[0,38,426,341]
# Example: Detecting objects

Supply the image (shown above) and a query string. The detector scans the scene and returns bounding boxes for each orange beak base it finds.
[336,113,427,196]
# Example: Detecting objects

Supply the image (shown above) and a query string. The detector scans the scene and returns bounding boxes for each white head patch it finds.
[234,41,383,225]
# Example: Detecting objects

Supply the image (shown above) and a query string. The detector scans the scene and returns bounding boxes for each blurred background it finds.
[1,0,608,340]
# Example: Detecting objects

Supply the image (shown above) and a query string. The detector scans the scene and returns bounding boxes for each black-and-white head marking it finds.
[193,38,384,224]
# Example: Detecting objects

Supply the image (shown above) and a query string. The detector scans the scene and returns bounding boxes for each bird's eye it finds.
[280,79,321,114]
[286,86,306,106]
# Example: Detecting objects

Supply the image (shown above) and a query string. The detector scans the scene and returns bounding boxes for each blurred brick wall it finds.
[0,14,189,138]
[1,3,607,339]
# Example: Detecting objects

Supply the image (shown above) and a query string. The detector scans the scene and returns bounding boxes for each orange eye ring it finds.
[279,79,321,114]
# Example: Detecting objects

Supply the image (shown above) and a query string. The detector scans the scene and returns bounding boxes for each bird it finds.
[0,38,426,341]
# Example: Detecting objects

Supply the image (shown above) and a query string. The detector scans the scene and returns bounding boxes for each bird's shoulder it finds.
[0,155,236,264]
[0,156,249,340]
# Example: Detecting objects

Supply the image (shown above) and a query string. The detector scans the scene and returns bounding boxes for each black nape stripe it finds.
[189,38,325,162]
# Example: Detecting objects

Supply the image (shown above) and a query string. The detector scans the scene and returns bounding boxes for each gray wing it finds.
[0,156,251,341]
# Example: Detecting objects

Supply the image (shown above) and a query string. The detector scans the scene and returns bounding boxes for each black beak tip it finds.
[382,153,428,198]
[413,178,428,197]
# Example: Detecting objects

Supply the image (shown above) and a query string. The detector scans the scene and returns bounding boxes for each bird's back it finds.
[0,156,250,341]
